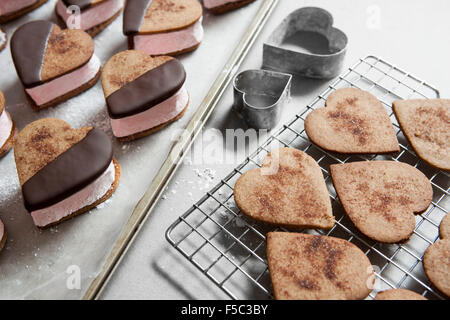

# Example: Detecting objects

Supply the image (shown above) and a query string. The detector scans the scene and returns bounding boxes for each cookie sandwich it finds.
[0,91,18,158]
[55,0,125,36]
[14,118,121,228]
[0,0,48,23]
[102,50,189,141]
[123,0,203,56]
[203,0,255,14]
[11,20,100,111]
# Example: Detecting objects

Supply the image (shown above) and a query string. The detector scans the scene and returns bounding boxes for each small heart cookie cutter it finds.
[233,69,292,129]
[263,7,348,79]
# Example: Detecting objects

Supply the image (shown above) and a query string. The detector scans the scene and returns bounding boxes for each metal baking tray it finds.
[166,55,449,300]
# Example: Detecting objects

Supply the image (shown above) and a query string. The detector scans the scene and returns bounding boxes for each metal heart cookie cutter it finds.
[233,69,292,129]
[263,7,348,79]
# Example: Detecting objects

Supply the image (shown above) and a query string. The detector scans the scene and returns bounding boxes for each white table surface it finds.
[99,0,450,300]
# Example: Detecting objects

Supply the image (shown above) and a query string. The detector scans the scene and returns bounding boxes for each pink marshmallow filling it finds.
[0,0,37,16]
[31,161,116,227]
[56,0,124,31]
[25,54,100,107]
[0,110,13,148]
[203,0,243,9]
[133,18,203,56]
[110,85,188,138]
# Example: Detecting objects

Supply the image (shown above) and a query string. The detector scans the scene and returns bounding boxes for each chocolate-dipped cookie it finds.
[55,0,124,37]
[102,50,189,141]
[14,118,121,228]
[0,0,49,23]
[0,91,18,159]
[10,20,100,111]
[203,0,256,14]
[124,0,203,56]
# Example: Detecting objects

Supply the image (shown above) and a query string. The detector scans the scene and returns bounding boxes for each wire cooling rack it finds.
[165,55,449,300]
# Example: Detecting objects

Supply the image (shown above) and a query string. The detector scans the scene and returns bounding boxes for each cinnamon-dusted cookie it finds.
[267,232,374,300]
[0,0,49,23]
[14,118,121,228]
[0,91,19,159]
[393,99,450,171]
[423,239,450,297]
[440,213,450,240]
[0,218,6,253]
[102,50,189,141]
[305,88,399,154]
[55,0,125,37]
[330,161,432,243]
[11,20,100,110]
[234,148,335,230]
[374,288,427,300]
[423,213,450,297]
[123,0,203,56]
[203,0,256,14]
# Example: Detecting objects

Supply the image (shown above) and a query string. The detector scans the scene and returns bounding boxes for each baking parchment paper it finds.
[0,0,262,299]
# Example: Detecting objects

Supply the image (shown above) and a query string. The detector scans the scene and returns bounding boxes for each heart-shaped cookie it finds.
[423,238,450,297]
[263,7,348,79]
[203,0,256,14]
[0,91,18,158]
[330,160,432,243]
[0,0,49,23]
[124,0,201,35]
[11,20,99,110]
[233,69,292,129]
[123,0,203,56]
[423,213,450,297]
[305,88,400,154]
[14,118,121,228]
[234,147,335,229]
[440,213,450,239]
[102,50,188,141]
[374,289,427,300]
[393,99,450,171]
[267,232,374,300]
[55,0,125,37]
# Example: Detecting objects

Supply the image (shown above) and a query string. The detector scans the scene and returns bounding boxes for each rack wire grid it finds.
[166,55,449,300]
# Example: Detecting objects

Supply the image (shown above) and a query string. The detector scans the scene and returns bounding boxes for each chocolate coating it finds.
[123,0,152,35]
[106,58,186,119]
[22,128,113,212]
[11,20,53,88]
[62,0,93,10]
